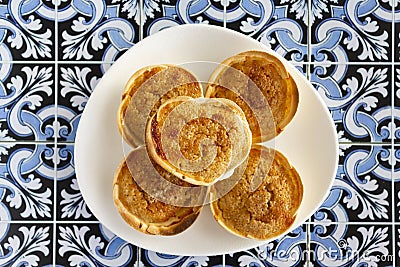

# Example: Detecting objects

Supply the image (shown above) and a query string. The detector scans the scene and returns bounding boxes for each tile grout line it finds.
[53,1,59,265]
[306,0,311,263]
[392,2,396,267]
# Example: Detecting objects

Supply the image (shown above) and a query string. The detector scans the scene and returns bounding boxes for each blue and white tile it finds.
[224,225,307,267]
[0,144,55,221]
[140,249,223,267]
[0,0,55,61]
[313,145,392,223]
[56,223,138,266]
[0,223,53,267]
[311,0,392,63]
[57,64,110,142]
[142,0,224,38]
[225,0,308,62]
[58,0,139,62]
[394,66,400,143]
[56,144,96,221]
[394,3,400,62]
[310,224,393,266]
[395,226,400,266]
[310,64,392,143]
[0,63,56,141]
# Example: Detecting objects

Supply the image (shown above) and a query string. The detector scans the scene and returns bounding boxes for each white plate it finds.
[75,24,338,256]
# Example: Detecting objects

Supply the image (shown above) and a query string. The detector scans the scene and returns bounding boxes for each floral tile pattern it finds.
[140,249,223,267]
[0,63,56,141]
[142,0,224,38]
[0,0,398,266]
[57,0,139,62]
[0,223,53,267]
[0,143,55,221]
[225,0,308,62]
[311,0,392,63]
[310,224,393,266]
[56,144,95,221]
[0,0,55,61]
[225,225,307,267]
[313,145,392,223]
[57,64,109,142]
[56,223,138,266]
[310,64,392,142]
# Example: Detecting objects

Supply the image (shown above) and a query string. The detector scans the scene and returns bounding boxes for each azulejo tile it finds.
[225,0,308,62]
[0,143,55,221]
[0,63,56,141]
[140,249,223,267]
[57,64,110,142]
[56,144,96,221]
[396,226,400,266]
[310,224,393,266]
[394,66,400,143]
[142,0,224,37]
[0,223,53,267]
[58,0,139,62]
[311,0,392,63]
[394,3,400,62]
[0,0,55,61]
[225,225,307,267]
[310,64,392,143]
[56,223,137,266]
[313,145,392,223]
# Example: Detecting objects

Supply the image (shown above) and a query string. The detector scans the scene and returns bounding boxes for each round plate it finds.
[75,24,338,256]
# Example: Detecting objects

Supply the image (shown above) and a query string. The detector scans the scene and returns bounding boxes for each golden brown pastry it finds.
[118,65,203,147]
[145,96,252,186]
[113,147,206,235]
[210,145,303,240]
[205,50,299,142]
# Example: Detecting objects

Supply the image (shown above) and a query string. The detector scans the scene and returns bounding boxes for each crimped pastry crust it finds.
[205,50,299,142]
[118,65,203,147]
[210,145,303,240]
[113,147,205,235]
[145,96,252,186]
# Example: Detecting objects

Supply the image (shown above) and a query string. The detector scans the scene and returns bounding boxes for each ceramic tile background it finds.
[0,0,399,266]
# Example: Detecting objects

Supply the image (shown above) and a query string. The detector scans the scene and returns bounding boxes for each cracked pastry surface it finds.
[205,50,299,142]
[118,65,203,147]
[145,96,252,186]
[210,145,303,240]
[113,147,206,235]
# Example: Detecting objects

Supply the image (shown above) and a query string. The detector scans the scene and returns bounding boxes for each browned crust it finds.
[210,145,303,240]
[118,65,170,147]
[205,50,299,143]
[145,97,252,186]
[113,149,203,236]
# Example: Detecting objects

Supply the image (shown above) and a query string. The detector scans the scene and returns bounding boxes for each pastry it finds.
[145,96,252,186]
[210,145,303,240]
[113,146,206,235]
[205,50,299,142]
[118,65,203,147]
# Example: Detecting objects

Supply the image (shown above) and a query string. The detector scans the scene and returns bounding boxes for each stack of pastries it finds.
[113,50,304,240]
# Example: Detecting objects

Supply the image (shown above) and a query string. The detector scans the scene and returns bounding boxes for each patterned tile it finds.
[0,223,53,267]
[0,144,55,221]
[310,64,392,143]
[396,226,400,266]
[394,66,400,143]
[311,0,392,63]
[142,0,224,37]
[0,0,55,61]
[56,144,96,221]
[313,145,392,223]
[56,223,138,266]
[57,64,110,142]
[58,0,139,62]
[394,3,400,62]
[225,0,308,62]
[140,249,223,267]
[0,63,56,141]
[225,225,307,267]
[310,224,393,266]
